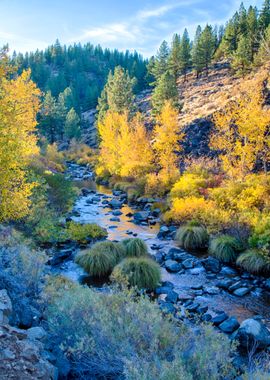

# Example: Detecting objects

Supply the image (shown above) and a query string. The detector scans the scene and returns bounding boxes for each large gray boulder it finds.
[0,289,12,324]
[236,318,270,349]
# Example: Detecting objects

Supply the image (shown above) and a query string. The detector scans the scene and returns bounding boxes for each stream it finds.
[57,163,270,326]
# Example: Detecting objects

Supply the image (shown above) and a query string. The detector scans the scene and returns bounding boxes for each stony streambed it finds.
[53,163,270,349]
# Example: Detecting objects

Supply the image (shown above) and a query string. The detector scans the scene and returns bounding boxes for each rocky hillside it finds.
[0,289,57,379]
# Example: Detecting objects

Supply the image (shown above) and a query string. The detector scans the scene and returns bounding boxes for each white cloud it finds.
[137,4,178,20]
[72,23,136,43]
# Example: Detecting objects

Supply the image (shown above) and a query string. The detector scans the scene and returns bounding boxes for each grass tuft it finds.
[236,249,270,274]
[121,238,148,257]
[175,225,209,251]
[75,241,125,277]
[111,257,161,290]
[209,235,242,262]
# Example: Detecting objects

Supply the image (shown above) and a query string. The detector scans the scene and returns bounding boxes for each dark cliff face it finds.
[182,117,215,158]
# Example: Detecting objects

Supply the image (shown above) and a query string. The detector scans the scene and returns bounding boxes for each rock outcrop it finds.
[0,290,57,379]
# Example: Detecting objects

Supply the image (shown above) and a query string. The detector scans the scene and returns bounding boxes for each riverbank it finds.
[1,162,270,378]
[58,164,270,345]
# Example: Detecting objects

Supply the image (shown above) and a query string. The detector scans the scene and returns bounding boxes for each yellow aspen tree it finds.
[97,112,130,176]
[153,100,184,184]
[211,73,270,177]
[121,113,153,178]
[0,68,40,221]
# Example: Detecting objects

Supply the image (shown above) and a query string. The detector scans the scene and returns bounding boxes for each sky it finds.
[0,0,264,57]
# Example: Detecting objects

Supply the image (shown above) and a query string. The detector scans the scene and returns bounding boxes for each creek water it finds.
[59,164,270,325]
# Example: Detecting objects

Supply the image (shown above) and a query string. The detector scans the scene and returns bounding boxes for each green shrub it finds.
[67,221,107,244]
[48,286,235,380]
[209,235,242,262]
[175,225,209,251]
[111,257,161,290]
[122,238,148,257]
[44,173,77,213]
[75,241,125,276]
[248,216,270,249]
[236,249,270,274]
[42,275,76,304]
[33,213,69,244]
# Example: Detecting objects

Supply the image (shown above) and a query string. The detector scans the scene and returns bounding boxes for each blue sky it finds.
[0,0,263,57]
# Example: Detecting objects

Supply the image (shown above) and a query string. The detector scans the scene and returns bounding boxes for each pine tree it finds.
[39,91,58,143]
[179,29,191,80]
[259,0,270,31]
[55,93,67,139]
[231,35,252,76]
[96,87,108,123]
[151,71,179,114]
[64,108,81,140]
[255,24,270,66]
[168,34,182,79]
[238,2,248,36]
[247,6,259,59]
[217,14,239,57]
[147,40,170,83]
[192,26,203,77]
[192,25,216,77]
[97,66,136,122]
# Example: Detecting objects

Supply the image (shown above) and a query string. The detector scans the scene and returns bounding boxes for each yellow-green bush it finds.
[65,140,97,166]
[170,173,208,198]
[164,196,231,231]
[67,221,107,244]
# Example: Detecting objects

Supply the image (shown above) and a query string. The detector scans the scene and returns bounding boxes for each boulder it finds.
[233,287,250,297]
[219,317,240,333]
[185,302,200,312]
[264,278,270,291]
[212,313,228,326]
[165,260,182,273]
[109,199,123,209]
[0,290,12,324]
[133,211,150,222]
[189,267,206,275]
[201,257,221,273]
[220,266,238,276]
[216,279,233,290]
[27,327,47,342]
[236,318,270,349]
[157,225,170,238]
[112,210,123,216]
[182,258,195,269]
[110,217,120,222]
[165,290,178,304]
[159,301,176,314]
[204,286,219,295]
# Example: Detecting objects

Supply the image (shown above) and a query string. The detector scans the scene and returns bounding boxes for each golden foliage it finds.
[0,67,40,221]
[97,111,153,178]
[211,73,270,177]
[153,101,184,179]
